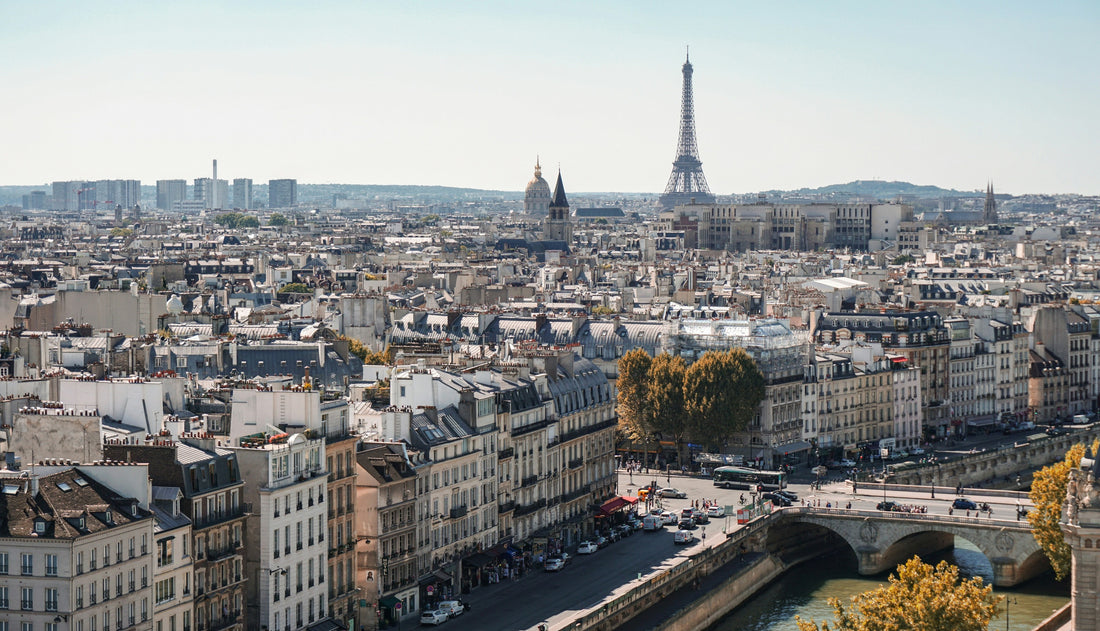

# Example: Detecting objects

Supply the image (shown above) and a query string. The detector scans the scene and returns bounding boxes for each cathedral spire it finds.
[551,170,568,208]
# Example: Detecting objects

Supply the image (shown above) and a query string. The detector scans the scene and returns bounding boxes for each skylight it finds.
[2,484,19,495]
[73,477,88,487]
[56,482,72,492]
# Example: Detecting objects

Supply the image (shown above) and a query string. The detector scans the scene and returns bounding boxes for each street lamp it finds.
[1004,596,1017,631]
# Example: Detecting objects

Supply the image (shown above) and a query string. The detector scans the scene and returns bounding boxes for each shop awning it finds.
[464,553,493,568]
[307,620,346,631]
[621,496,639,504]
[379,596,401,609]
[598,496,630,515]
[434,569,453,583]
[778,441,812,454]
[967,416,997,427]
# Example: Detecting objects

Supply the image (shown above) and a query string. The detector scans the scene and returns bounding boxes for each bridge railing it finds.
[782,505,1030,528]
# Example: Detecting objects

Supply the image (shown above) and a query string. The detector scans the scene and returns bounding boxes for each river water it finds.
[708,539,1069,631]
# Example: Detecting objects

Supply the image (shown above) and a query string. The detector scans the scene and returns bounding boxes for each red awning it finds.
[622,496,639,505]
[598,497,629,515]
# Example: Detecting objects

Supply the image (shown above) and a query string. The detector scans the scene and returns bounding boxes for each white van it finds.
[1072,414,1090,425]
[642,514,663,532]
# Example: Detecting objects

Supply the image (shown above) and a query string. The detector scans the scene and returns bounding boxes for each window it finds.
[46,587,58,612]
[0,585,7,608]
[21,553,33,575]
[157,538,174,567]
[21,586,32,610]
[0,552,7,574]
[46,554,57,577]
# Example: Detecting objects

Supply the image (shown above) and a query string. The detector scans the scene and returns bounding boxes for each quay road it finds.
[410,469,1031,631]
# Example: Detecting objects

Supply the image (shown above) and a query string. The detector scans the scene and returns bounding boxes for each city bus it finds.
[712,466,787,491]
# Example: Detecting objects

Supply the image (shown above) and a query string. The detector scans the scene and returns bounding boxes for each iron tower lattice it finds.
[660,50,715,209]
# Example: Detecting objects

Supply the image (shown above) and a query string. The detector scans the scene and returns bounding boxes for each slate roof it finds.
[0,467,149,539]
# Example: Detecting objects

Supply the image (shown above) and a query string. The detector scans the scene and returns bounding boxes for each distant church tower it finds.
[525,159,551,216]
[542,169,573,243]
[983,182,997,223]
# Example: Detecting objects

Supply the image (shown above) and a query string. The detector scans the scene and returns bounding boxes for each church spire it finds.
[551,170,568,208]
[534,156,542,178]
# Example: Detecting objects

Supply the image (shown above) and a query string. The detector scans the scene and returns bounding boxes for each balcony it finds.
[498,500,515,513]
[559,418,616,444]
[194,503,251,530]
[206,611,242,631]
[520,475,539,488]
[449,505,468,519]
[568,457,583,470]
[514,498,546,517]
[497,447,515,460]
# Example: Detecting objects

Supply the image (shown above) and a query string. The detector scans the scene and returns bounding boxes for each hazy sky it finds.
[2,1,1097,195]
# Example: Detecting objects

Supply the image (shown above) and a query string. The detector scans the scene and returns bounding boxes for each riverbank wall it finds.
[888,427,1100,488]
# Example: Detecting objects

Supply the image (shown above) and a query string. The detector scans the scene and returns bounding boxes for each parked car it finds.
[952,498,978,510]
[421,610,449,626]
[577,541,598,554]
[673,529,695,544]
[556,552,571,565]
[762,492,792,507]
[706,505,725,518]
[544,557,565,572]
[839,458,857,468]
[658,487,688,499]
[616,524,634,538]
[595,535,610,548]
[774,489,798,502]
[437,601,465,618]
[678,517,696,530]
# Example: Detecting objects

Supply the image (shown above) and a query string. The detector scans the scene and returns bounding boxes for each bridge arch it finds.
[781,508,1047,587]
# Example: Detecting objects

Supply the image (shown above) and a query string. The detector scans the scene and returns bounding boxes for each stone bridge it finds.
[770,507,1046,587]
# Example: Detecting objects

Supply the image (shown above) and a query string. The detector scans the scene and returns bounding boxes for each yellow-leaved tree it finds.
[1028,439,1097,580]
[795,557,1000,631]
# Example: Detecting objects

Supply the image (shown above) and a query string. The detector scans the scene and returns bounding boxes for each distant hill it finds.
[768,180,979,200]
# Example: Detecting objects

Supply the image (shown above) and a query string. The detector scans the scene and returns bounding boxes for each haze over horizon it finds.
[2,1,1097,196]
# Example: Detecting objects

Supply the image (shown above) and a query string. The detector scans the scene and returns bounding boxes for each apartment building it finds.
[105,435,248,631]
[355,442,417,630]
[0,464,156,631]
[149,491,194,631]
[230,431,328,631]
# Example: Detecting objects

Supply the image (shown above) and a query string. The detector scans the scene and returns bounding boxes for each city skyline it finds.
[1,1,1098,195]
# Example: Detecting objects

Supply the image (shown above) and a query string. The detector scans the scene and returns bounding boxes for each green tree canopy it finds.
[280,282,310,294]
[213,212,259,229]
[684,348,765,451]
[268,212,289,226]
[341,336,389,365]
[616,349,653,440]
[1029,439,1096,580]
[796,557,1000,631]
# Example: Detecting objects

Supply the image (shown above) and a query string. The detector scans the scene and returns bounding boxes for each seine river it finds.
[708,540,1069,631]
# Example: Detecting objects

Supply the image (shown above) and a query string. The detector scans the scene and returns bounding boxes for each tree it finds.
[341,336,389,365]
[1029,440,1096,580]
[591,305,615,316]
[616,349,653,443]
[268,212,289,227]
[683,348,765,452]
[238,215,260,228]
[280,282,310,294]
[795,557,1000,631]
[647,354,688,465]
[109,227,133,237]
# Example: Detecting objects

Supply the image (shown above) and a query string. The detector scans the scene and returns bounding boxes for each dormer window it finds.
[105,510,113,524]
[34,519,46,534]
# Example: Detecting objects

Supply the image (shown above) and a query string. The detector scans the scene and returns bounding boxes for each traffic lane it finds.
[796,485,1029,521]
[439,529,695,630]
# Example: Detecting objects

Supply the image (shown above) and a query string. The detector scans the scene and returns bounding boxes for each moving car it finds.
[437,601,465,618]
[691,508,709,524]
[660,510,678,525]
[642,514,663,531]
[952,498,978,510]
[673,529,695,544]
[678,517,696,530]
[774,489,798,502]
[544,557,565,572]
[657,488,688,499]
[577,541,598,554]
[706,505,725,518]
[876,501,897,512]
[421,610,449,626]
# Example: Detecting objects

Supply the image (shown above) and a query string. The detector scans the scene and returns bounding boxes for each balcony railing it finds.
[568,457,583,470]
[449,505,468,519]
[497,447,515,460]
[206,611,242,631]
[498,500,515,513]
[194,504,250,530]
[514,498,546,517]
[520,475,539,488]
[559,418,616,444]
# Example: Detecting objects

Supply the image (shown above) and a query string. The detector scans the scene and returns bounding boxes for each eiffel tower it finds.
[659,49,715,209]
